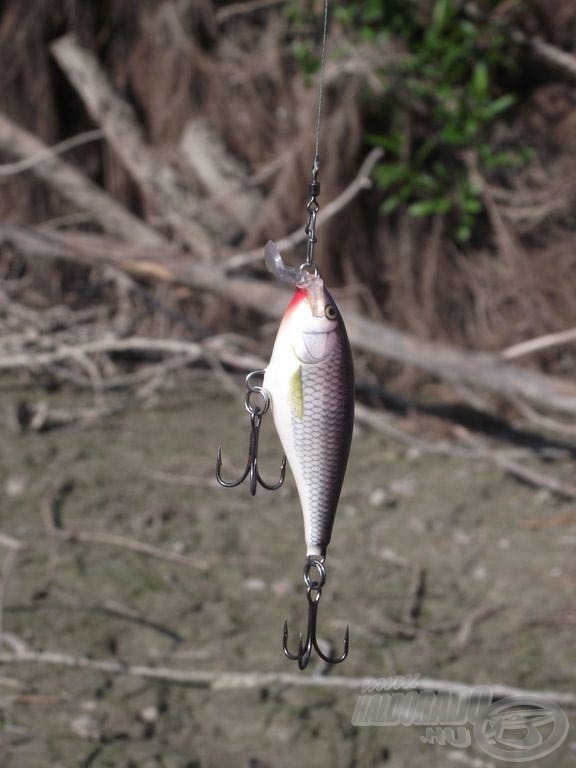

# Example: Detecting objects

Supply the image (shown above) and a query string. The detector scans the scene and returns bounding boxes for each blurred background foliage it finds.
[293,0,528,242]
[0,0,576,363]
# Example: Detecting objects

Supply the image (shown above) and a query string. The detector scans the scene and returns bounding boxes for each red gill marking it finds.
[284,287,307,317]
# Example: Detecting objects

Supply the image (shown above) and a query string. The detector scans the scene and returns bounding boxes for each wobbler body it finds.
[264,280,354,557]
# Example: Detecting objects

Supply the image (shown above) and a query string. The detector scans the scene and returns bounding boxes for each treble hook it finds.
[283,557,349,670]
[216,371,286,496]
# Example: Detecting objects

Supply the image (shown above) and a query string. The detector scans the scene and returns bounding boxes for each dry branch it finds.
[0,336,204,372]
[464,1,576,83]
[0,649,574,705]
[50,518,209,571]
[180,118,262,236]
[51,35,215,259]
[0,535,22,644]
[0,113,165,249]
[502,327,576,361]
[524,37,576,81]
[490,455,576,501]
[0,129,104,177]
[41,486,208,571]
[402,566,426,626]
[4,224,576,417]
[216,0,287,23]
[0,326,265,396]
[356,404,576,501]
[347,313,576,417]
[225,148,384,272]
[453,603,503,650]
[512,398,576,438]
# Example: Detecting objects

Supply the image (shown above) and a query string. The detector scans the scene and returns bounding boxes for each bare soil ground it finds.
[0,376,574,767]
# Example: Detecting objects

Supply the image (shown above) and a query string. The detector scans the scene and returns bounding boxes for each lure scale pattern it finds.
[292,328,353,552]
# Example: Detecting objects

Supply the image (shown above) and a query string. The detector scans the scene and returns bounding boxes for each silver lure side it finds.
[263,242,354,557]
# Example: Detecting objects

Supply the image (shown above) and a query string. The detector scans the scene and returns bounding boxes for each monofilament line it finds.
[313,0,330,167]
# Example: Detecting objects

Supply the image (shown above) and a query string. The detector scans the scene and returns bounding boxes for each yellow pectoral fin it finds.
[289,366,304,421]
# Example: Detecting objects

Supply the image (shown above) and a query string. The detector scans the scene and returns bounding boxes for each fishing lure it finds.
[216,247,354,669]
[263,241,354,563]
[264,241,354,669]
[216,0,353,669]
[216,189,354,670]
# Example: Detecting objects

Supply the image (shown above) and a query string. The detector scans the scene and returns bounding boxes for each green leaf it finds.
[408,198,452,217]
[414,138,439,165]
[440,126,468,146]
[366,134,401,153]
[481,94,516,119]
[381,197,402,215]
[462,196,483,214]
[431,0,451,34]
[456,224,472,242]
[482,151,520,169]
[413,173,441,192]
[334,0,535,244]
[374,163,409,190]
[471,62,489,98]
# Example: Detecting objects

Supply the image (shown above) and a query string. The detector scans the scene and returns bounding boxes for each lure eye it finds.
[325,304,337,320]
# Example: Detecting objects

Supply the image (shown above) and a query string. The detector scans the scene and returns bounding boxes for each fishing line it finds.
[313,0,330,166]
[304,0,331,269]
